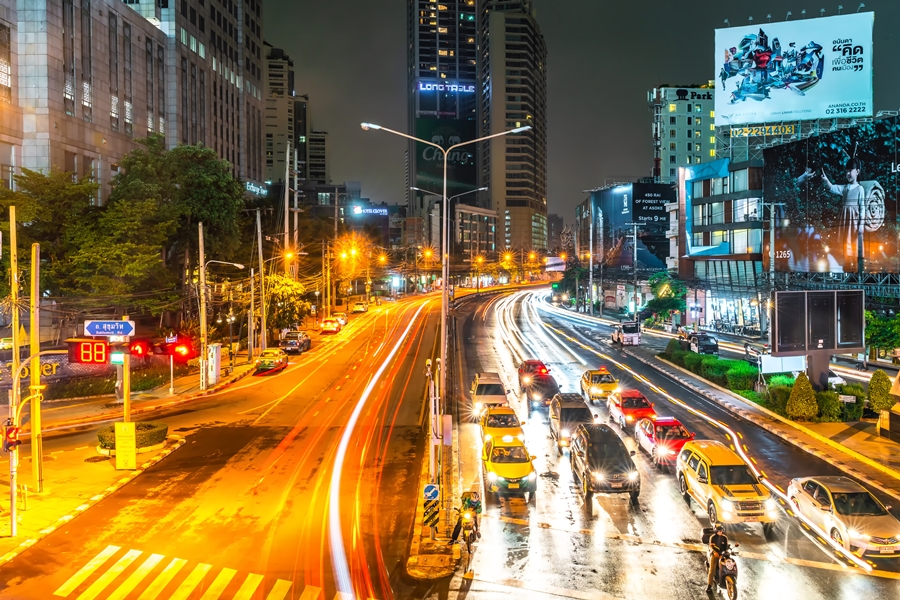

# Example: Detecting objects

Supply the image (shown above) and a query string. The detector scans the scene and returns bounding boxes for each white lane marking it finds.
[76,549,142,600]
[168,563,212,600]
[197,567,237,599]
[267,579,296,600]
[105,553,165,600]
[53,545,121,597]
[231,573,265,600]
[137,557,188,600]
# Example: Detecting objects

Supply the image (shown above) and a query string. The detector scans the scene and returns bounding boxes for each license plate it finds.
[611,482,623,488]
[508,483,519,489]
[743,516,758,522]
[879,546,896,554]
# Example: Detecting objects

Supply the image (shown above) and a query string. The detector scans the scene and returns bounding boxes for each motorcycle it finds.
[453,507,478,571]
[703,528,739,599]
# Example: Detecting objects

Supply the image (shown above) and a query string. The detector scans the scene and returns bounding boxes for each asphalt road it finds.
[0,297,439,600]
[427,289,900,600]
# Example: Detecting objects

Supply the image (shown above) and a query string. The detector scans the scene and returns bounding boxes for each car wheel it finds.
[651,450,661,470]
[679,475,690,503]
[582,474,593,501]
[634,429,641,445]
[708,502,718,525]
[629,490,640,503]
[762,522,774,536]
[831,528,846,550]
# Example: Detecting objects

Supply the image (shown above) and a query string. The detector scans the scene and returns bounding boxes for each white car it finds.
[828,370,846,387]
[333,312,349,326]
[352,302,368,313]
[787,476,900,557]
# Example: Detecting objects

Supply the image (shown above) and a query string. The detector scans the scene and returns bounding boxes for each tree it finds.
[266,273,311,332]
[868,369,896,413]
[864,310,900,357]
[644,271,687,320]
[786,372,818,421]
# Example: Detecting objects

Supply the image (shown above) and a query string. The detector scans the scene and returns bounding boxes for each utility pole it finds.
[256,210,267,350]
[248,267,255,360]
[30,243,43,492]
[325,241,332,318]
[283,141,291,275]
[122,314,131,422]
[293,147,300,277]
[588,212,594,316]
[625,222,644,318]
[198,223,208,390]
[765,202,786,346]
[8,206,19,534]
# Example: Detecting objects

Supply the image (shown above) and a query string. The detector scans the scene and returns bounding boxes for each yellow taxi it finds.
[480,406,524,441]
[580,367,619,403]
[481,435,537,497]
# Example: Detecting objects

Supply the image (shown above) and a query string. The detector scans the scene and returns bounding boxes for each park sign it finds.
[84,320,135,337]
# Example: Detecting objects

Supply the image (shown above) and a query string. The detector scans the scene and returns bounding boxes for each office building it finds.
[294,94,309,181]
[307,130,329,185]
[263,42,294,185]
[455,204,498,259]
[647,83,716,183]
[547,213,564,253]
[480,0,548,252]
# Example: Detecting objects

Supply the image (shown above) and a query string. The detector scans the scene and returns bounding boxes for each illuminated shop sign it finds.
[246,182,268,196]
[418,82,476,93]
[352,206,389,216]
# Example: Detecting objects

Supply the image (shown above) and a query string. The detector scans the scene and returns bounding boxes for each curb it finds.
[0,434,187,568]
[95,439,167,457]
[625,348,900,502]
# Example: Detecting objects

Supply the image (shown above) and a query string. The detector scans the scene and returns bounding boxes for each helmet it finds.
[715,523,725,533]
[471,491,481,502]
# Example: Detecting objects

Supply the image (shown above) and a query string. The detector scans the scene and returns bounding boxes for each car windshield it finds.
[590,445,632,463]
[592,374,615,384]
[622,324,640,334]
[622,396,651,409]
[491,446,530,463]
[710,465,757,485]
[831,491,888,516]
[530,378,559,394]
[561,407,593,423]
[486,414,519,427]
[476,383,506,396]
[261,351,280,358]
[656,425,691,439]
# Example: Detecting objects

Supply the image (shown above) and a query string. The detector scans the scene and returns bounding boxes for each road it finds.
[432,289,900,600]
[0,296,439,600]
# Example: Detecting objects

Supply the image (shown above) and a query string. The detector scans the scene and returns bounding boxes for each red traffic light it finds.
[3,423,21,452]
[129,339,151,357]
[162,338,196,362]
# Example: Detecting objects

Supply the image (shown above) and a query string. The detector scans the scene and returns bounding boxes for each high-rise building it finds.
[307,130,329,185]
[647,83,716,183]
[480,0,548,252]
[547,214,564,253]
[406,0,481,247]
[294,94,309,181]
[263,43,294,185]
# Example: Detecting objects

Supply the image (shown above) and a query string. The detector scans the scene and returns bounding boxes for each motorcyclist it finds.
[707,523,728,592]
[450,491,482,543]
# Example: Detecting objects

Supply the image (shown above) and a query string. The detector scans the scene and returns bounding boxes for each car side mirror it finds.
[576,451,585,458]
[698,476,708,484]
[886,505,893,510]
[530,455,537,460]
[758,475,765,483]
[630,450,636,456]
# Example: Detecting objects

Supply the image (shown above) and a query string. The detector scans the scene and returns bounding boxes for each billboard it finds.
[763,118,898,273]
[770,290,865,357]
[415,118,477,199]
[714,12,873,126]
[591,183,675,270]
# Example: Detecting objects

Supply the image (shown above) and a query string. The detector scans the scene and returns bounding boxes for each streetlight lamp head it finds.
[360,122,382,131]
[284,252,295,260]
[510,125,533,134]
[478,187,489,192]
[234,263,245,269]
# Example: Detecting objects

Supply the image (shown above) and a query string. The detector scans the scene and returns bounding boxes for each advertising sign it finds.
[714,12,874,126]
[763,117,898,273]
[114,422,137,470]
[415,118,477,199]
[632,183,675,225]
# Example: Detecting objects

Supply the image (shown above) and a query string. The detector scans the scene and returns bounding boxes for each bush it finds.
[815,391,843,422]
[683,352,705,374]
[701,358,743,388]
[786,372,818,421]
[44,364,191,400]
[97,421,169,450]
[735,390,764,406]
[669,350,691,367]
[768,385,793,416]
[835,383,866,421]
[726,362,758,391]
[868,369,896,413]
[767,374,796,388]
[664,338,681,357]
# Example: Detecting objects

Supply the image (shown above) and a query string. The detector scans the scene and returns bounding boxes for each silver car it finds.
[787,475,900,557]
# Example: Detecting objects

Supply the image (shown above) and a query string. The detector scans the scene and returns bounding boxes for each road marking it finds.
[106,553,165,600]
[198,567,236,599]
[76,549,142,600]
[333,593,355,600]
[231,573,265,600]
[53,545,121,597]
[168,563,212,600]
[267,579,294,600]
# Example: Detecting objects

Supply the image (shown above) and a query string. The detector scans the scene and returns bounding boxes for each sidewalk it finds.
[624,344,900,501]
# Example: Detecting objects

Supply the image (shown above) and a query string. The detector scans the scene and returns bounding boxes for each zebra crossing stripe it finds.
[198,567,236,600]
[231,573,265,600]
[266,579,294,600]
[168,563,212,600]
[53,545,121,597]
[106,553,165,600]
[76,549,143,600]
[136,557,187,600]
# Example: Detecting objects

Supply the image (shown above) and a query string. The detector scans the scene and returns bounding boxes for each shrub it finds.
[815,391,843,422]
[664,338,681,357]
[767,385,793,416]
[669,350,691,367]
[726,362,759,391]
[767,374,796,388]
[735,390,764,406]
[786,372,818,421]
[701,358,742,388]
[683,352,705,374]
[835,383,866,421]
[97,421,169,450]
[868,369,896,413]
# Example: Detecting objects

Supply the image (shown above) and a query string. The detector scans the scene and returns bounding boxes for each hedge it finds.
[868,370,896,413]
[725,362,758,391]
[815,391,842,422]
[835,383,866,421]
[669,350,691,367]
[768,385,793,416]
[97,421,169,450]
[767,374,795,388]
[664,338,681,357]
[683,352,705,373]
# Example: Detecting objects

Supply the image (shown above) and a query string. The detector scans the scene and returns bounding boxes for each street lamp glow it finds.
[560,253,567,261]
[510,125,533,134]
[360,122,382,131]
[378,254,387,263]
[284,252,295,260]
[341,252,348,260]
[504,253,512,262]
[476,256,484,265]
[529,252,537,260]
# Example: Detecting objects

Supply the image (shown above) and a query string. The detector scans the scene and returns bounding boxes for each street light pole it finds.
[198,240,246,391]
[624,222,645,318]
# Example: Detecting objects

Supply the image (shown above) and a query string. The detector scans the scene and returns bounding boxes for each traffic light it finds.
[551,283,559,290]
[129,338,151,357]
[3,421,21,452]
[162,337,197,362]
[66,339,110,364]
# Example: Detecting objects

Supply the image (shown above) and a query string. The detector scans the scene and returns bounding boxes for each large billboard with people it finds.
[714,12,873,126]
[762,117,898,273]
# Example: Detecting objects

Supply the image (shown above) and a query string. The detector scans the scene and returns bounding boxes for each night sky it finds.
[265,1,900,226]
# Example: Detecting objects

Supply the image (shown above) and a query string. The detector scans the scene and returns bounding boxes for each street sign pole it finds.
[122,315,131,423]
[30,243,43,492]
[8,206,18,537]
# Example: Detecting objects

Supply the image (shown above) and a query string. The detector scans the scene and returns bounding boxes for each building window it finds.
[695,117,702,125]
[732,169,749,193]
[709,149,716,157]
[686,103,692,112]
[181,57,188,143]
[190,63,197,144]
[62,0,76,115]
[695,157,702,164]
[669,142,676,151]
[711,202,724,224]
[692,232,703,247]
[669,116,676,125]
[668,104,676,112]
[686,129,692,138]
[669,155,676,164]
[0,23,11,103]
[81,0,93,121]
[686,143,692,152]
[733,197,760,222]
[123,21,133,135]
[669,168,676,177]
[146,40,154,133]
[108,14,118,130]
[669,129,676,137]
[199,70,206,144]
[709,136,715,144]
[687,117,693,125]
[711,230,726,246]
[695,131,702,138]
[695,143,701,152]
[696,105,703,113]
[157,45,166,132]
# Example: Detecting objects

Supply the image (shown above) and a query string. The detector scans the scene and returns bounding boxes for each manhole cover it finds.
[85,456,109,463]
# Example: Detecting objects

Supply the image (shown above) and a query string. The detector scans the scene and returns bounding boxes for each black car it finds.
[278,331,311,354]
[549,393,596,454]
[523,375,560,408]
[570,423,640,502]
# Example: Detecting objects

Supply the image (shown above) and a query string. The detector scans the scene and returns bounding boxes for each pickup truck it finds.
[679,334,719,355]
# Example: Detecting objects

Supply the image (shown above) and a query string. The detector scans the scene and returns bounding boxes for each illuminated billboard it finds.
[414,118,477,199]
[714,12,873,126]
[762,117,898,274]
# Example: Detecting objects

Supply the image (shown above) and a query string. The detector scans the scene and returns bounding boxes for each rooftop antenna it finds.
[724,18,730,27]
[838,4,844,14]
[801,9,807,18]
[786,10,793,20]
[820,8,826,17]
[748,15,754,24]
[766,13,772,22]
[857,3,865,12]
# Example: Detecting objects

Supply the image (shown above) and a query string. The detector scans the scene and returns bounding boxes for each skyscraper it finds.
[480,0,548,252]
[263,43,295,185]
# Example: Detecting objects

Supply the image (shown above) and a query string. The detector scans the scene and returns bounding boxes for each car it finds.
[607,389,657,431]
[517,359,549,389]
[470,372,510,416]
[570,423,640,502]
[278,330,311,354]
[481,434,537,499]
[352,302,368,313]
[634,416,694,471]
[522,374,560,408]
[480,406,524,441]
[333,312,349,326]
[679,333,719,355]
[580,367,619,403]
[611,322,641,345]
[255,348,289,373]
[321,318,342,334]
[828,370,846,387]
[676,440,777,532]
[786,476,900,557]
[549,393,596,454]
[0,337,12,350]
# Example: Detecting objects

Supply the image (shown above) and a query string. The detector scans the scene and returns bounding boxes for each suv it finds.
[570,423,640,502]
[278,331,311,354]
[679,333,718,355]
[470,372,510,416]
[549,393,596,454]
[517,359,549,389]
[676,440,777,533]
[611,322,641,346]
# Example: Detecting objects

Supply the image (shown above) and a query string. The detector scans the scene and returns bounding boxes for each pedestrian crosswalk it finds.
[50,545,360,600]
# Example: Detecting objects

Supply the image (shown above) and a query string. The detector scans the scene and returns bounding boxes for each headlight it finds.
[532,393,542,401]
[625,415,634,421]
[517,434,525,441]
[463,512,472,520]
[590,386,600,394]
[526,472,537,481]
[659,447,674,456]
[523,376,531,384]
[475,403,483,413]
[487,472,497,482]
[720,499,734,512]
[593,471,604,480]
[614,387,622,394]
[765,498,777,511]
[848,529,870,540]
[628,471,639,481]
[560,428,570,438]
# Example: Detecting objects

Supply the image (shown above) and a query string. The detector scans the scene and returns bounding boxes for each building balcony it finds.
[666,227,679,239]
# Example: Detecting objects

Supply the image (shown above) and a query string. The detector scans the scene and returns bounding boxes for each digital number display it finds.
[68,341,110,364]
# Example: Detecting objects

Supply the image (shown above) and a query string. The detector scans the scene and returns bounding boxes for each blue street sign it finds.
[165,335,178,344]
[423,483,440,501]
[84,320,136,337]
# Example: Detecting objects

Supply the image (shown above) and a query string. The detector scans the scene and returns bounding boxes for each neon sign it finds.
[353,206,389,216]
[418,82,476,93]
[245,182,268,196]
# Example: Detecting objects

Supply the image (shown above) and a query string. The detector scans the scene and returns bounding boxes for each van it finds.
[676,440,777,533]
[470,372,510,416]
